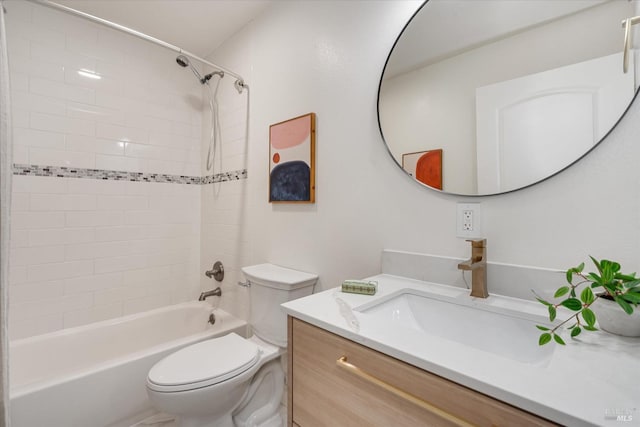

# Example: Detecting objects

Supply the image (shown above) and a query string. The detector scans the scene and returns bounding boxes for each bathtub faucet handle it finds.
[198,287,222,301]
[205,261,224,282]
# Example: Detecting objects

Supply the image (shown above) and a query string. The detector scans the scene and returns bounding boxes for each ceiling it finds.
[55,0,273,57]
[385,0,608,78]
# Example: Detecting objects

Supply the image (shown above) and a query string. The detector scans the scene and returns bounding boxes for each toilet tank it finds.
[242,263,318,347]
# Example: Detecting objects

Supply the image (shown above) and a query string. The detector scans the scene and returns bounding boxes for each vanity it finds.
[282,272,640,426]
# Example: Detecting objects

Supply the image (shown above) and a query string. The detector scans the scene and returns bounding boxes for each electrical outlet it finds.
[457,203,482,238]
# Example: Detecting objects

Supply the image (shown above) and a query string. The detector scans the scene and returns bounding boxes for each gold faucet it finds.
[457,239,488,298]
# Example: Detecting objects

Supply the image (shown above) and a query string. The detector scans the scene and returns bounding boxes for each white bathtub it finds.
[9,301,248,427]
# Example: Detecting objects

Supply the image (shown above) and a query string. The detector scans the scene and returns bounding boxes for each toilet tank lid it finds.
[242,263,318,290]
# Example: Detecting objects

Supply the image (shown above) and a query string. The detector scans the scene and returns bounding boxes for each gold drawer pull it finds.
[336,356,474,427]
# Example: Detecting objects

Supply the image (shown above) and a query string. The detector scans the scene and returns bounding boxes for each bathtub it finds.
[9,301,248,427]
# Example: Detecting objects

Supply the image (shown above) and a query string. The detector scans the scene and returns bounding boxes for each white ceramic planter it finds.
[592,297,640,337]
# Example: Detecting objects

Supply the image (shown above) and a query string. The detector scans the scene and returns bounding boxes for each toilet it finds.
[146,263,318,427]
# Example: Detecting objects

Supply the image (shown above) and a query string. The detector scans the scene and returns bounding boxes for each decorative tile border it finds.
[12,164,247,185]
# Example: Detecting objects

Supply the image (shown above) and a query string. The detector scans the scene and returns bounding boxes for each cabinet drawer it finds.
[289,318,556,427]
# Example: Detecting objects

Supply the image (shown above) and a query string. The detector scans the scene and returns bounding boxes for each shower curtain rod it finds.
[27,0,247,91]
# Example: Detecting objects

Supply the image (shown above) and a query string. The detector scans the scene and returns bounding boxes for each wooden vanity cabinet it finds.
[287,317,557,427]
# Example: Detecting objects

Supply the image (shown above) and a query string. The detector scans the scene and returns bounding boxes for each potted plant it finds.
[534,257,640,345]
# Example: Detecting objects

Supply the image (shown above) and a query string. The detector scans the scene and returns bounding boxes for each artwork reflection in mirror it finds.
[379,0,640,196]
[402,149,442,190]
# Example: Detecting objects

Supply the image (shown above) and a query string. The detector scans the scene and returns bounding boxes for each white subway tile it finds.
[65,272,123,294]
[10,292,93,321]
[27,260,94,283]
[11,229,29,248]
[29,194,96,211]
[67,178,125,195]
[30,147,95,168]
[65,241,130,261]
[10,265,28,285]
[94,225,142,242]
[95,154,144,172]
[29,77,66,99]
[14,127,66,150]
[13,175,68,193]
[12,110,29,128]
[65,84,96,105]
[12,212,66,229]
[64,68,122,94]
[94,254,147,274]
[96,195,148,211]
[122,266,172,286]
[11,56,65,83]
[10,280,65,303]
[11,245,66,267]
[13,146,29,164]
[7,38,30,64]
[29,228,94,247]
[96,123,149,144]
[11,193,29,212]
[13,92,66,116]
[65,211,124,227]
[66,102,124,125]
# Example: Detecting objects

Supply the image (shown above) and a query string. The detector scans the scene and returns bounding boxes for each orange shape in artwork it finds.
[416,150,442,190]
[273,153,280,163]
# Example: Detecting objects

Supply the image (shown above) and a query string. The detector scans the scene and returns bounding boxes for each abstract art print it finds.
[269,113,316,203]
[402,149,442,190]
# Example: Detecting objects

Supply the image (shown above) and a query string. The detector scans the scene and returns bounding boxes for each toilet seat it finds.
[147,333,261,393]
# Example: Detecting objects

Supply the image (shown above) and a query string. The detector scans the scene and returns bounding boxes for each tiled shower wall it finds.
[5,1,208,339]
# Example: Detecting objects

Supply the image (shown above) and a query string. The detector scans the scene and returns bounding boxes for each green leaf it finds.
[536,297,551,307]
[576,262,585,273]
[614,296,634,315]
[581,308,596,327]
[615,273,638,282]
[539,333,552,346]
[560,298,583,311]
[554,286,570,298]
[580,287,595,305]
[589,256,603,274]
[553,334,566,345]
[584,325,598,331]
[621,292,640,304]
[571,327,582,338]
[565,269,573,284]
[536,325,550,331]
[587,272,602,284]
[548,305,557,321]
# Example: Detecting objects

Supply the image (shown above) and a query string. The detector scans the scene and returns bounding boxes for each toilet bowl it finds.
[146,263,317,427]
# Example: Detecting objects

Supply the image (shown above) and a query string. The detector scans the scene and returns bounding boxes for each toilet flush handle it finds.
[237,280,251,287]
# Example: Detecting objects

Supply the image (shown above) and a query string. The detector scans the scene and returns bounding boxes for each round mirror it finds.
[378,0,640,196]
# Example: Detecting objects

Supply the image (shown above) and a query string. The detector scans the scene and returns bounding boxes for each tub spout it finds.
[199,287,222,301]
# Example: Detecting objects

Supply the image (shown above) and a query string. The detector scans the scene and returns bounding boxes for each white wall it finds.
[6,1,203,339]
[207,0,640,302]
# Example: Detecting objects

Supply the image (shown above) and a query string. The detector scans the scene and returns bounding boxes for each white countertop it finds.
[282,274,640,426]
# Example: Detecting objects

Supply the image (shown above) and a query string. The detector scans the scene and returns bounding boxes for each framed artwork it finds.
[402,149,443,190]
[269,113,316,203]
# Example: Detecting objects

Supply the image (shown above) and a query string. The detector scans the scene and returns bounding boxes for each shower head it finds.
[176,55,224,85]
[176,55,190,68]
[176,54,205,84]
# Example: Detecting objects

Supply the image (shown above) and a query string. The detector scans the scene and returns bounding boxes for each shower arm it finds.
[27,0,248,92]
[622,16,640,74]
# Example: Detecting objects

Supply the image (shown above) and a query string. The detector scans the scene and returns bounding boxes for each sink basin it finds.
[356,289,553,364]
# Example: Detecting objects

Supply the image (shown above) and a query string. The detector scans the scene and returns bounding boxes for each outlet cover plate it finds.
[457,203,482,238]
